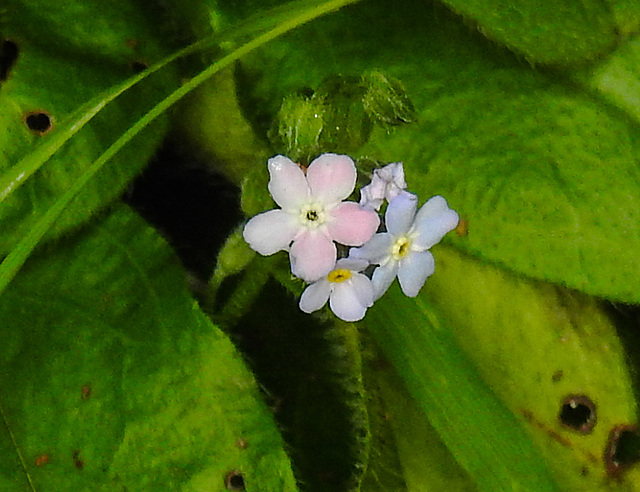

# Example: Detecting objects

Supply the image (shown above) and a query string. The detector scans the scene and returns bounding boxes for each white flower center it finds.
[299,203,327,229]
[328,268,352,283]
[391,236,411,260]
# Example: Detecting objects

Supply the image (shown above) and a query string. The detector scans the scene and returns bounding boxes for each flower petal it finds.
[359,173,387,211]
[268,155,310,210]
[299,279,332,314]
[289,231,336,281]
[349,233,393,264]
[328,202,380,246]
[397,250,435,297]
[371,261,399,300]
[385,192,418,236]
[411,196,459,250]
[243,209,299,255]
[348,273,375,308]
[329,276,373,322]
[306,153,357,204]
[335,257,370,272]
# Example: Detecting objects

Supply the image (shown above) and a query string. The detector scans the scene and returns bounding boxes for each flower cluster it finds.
[243,154,459,322]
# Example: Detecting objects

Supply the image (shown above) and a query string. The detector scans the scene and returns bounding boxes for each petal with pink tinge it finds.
[289,231,337,282]
[306,154,357,204]
[328,202,380,246]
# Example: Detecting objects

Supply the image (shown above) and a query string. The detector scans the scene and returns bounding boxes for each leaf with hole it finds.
[0,0,184,254]
[420,246,640,488]
[0,205,299,491]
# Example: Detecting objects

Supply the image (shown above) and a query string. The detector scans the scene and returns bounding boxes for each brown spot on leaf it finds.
[72,450,84,470]
[520,408,572,447]
[551,370,563,382]
[455,218,468,237]
[35,453,50,467]
[81,384,91,399]
[236,438,248,449]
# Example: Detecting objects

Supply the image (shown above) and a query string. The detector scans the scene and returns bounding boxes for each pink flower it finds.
[243,154,380,282]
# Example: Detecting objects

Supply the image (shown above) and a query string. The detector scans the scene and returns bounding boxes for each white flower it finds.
[243,154,380,282]
[359,162,408,211]
[350,193,458,299]
[299,258,374,322]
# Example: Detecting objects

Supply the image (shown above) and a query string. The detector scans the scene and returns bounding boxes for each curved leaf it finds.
[0,206,298,491]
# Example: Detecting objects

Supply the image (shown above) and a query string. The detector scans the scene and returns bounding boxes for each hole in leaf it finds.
[0,40,19,81]
[559,395,596,433]
[131,60,148,73]
[25,111,52,134]
[605,425,640,478]
[224,470,245,491]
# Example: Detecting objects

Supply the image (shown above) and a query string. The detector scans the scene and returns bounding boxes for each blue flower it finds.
[350,193,458,299]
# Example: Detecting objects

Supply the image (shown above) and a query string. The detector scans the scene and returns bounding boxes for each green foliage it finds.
[0,206,298,491]
[437,0,629,65]
[4,0,640,490]
[0,0,182,254]
[422,246,640,488]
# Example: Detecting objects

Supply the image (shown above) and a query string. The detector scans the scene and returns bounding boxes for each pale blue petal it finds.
[329,279,371,322]
[349,233,393,264]
[371,262,399,300]
[299,279,332,314]
[397,251,435,297]
[348,273,375,308]
[412,196,459,250]
[385,192,418,236]
[335,258,370,273]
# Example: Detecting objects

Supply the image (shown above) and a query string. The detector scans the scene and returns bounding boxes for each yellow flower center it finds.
[392,237,411,260]
[328,268,352,283]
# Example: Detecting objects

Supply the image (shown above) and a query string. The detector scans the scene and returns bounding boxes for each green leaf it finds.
[0,0,363,299]
[0,0,184,253]
[0,206,298,491]
[422,246,640,488]
[437,0,640,65]
[362,342,475,491]
[363,284,560,491]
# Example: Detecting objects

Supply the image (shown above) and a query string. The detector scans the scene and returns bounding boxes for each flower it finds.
[359,162,408,211]
[243,154,380,282]
[299,258,374,321]
[350,193,458,299]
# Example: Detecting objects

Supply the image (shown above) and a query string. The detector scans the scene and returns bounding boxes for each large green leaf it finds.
[0,206,298,491]
[422,246,640,489]
[0,0,183,254]
[437,0,640,65]
[363,285,559,491]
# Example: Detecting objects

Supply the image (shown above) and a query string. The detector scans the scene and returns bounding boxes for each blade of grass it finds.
[0,0,359,205]
[0,0,361,295]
